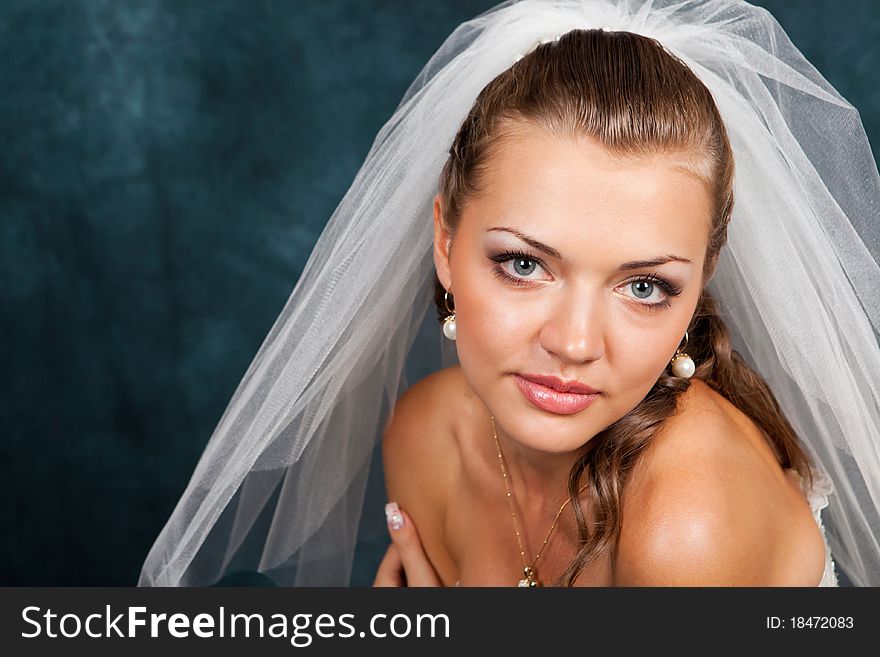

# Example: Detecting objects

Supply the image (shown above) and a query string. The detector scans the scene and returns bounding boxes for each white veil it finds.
[138,0,880,587]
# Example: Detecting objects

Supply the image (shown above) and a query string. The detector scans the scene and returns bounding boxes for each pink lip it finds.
[518,373,601,395]
[515,375,601,415]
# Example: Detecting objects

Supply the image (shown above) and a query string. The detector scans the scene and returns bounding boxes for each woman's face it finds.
[433,124,711,455]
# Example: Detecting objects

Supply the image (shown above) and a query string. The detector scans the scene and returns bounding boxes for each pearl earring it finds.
[670,330,695,379]
[442,290,457,341]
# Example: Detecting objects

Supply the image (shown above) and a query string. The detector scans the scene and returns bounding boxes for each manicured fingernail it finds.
[385,502,404,531]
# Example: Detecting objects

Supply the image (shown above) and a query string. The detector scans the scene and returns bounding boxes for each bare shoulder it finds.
[382,365,462,504]
[381,365,463,584]
[615,379,824,586]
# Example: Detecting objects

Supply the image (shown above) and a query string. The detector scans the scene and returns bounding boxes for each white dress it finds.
[789,466,839,587]
[453,466,839,587]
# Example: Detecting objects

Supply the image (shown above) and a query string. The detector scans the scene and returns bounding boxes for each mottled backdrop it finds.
[1,0,876,585]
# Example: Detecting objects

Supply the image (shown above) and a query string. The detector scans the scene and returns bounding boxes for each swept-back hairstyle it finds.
[433,28,815,586]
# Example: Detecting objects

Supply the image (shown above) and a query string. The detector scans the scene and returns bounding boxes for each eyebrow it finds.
[486,226,693,271]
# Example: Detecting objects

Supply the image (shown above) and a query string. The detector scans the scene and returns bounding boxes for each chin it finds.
[500,405,597,453]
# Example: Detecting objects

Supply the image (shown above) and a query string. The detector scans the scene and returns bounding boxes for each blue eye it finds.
[489,250,547,285]
[488,250,684,311]
[632,280,655,299]
[511,256,538,277]
[622,274,683,311]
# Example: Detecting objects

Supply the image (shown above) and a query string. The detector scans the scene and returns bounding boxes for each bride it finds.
[139,0,880,588]
[375,27,832,586]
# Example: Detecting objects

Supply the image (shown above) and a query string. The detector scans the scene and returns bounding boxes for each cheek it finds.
[453,281,528,367]
[613,324,675,372]
[607,307,693,398]
[455,289,686,373]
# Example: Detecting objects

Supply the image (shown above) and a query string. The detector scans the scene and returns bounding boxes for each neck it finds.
[490,415,584,511]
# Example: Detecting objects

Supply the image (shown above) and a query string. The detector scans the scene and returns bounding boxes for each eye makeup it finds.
[487,249,684,310]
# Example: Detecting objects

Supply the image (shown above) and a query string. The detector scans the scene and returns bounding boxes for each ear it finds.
[433,194,453,291]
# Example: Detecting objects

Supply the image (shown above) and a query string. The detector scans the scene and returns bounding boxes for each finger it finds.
[373,542,406,587]
[384,502,442,587]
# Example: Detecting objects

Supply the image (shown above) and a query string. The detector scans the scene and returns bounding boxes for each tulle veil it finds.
[139,0,880,587]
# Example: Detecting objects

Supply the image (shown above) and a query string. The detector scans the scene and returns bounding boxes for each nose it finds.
[539,285,606,364]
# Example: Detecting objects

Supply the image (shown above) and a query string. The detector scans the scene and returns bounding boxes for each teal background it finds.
[1,0,875,585]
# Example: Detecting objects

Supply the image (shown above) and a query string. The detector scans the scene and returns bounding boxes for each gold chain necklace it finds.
[490,415,587,587]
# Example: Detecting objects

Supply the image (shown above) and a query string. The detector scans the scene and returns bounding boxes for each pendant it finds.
[517,565,540,587]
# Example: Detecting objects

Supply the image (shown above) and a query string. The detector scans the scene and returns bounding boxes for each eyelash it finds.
[488,249,683,311]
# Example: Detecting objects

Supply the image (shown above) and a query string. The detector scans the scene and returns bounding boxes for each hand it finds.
[372,502,443,587]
